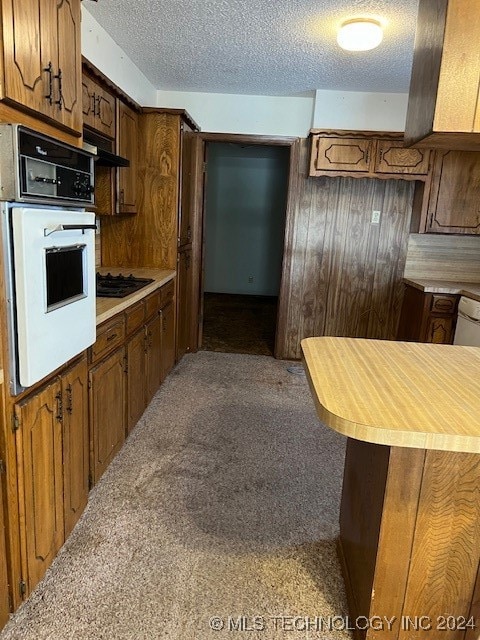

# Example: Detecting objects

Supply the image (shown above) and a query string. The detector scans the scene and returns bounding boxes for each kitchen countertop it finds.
[96,267,176,325]
[301,337,480,453]
[403,277,480,301]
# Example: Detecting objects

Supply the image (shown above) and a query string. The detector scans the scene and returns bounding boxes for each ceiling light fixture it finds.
[337,18,383,52]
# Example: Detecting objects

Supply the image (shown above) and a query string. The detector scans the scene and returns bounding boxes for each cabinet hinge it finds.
[203,161,207,173]
[12,414,20,432]
[123,356,128,374]
[88,472,93,491]
[88,379,92,390]
[0,459,5,475]
[19,579,26,598]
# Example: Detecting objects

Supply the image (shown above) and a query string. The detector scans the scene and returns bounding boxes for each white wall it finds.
[81,7,156,105]
[156,90,315,137]
[313,90,409,132]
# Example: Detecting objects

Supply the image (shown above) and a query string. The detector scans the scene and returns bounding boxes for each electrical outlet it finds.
[248,276,254,283]
[371,210,381,224]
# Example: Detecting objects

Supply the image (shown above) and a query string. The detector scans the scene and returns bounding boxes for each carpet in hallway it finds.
[0,352,351,640]
[202,293,277,356]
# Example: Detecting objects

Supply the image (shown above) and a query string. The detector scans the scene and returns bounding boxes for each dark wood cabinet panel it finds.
[375,141,430,175]
[0,480,10,628]
[56,0,82,134]
[176,247,193,361]
[425,150,480,234]
[89,347,126,483]
[145,313,162,402]
[312,136,372,173]
[62,358,89,539]
[161,299,176,380]
[82,73,115,138]
[117,101,138,214]
[15,378,64,595]
[126,328,146,433]
[179,122,195,246]
[397,285,458,344]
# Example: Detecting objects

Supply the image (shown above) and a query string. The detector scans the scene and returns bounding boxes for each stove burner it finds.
[96,272,154,298]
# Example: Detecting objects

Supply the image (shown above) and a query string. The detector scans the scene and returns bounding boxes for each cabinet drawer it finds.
[90,317,125,364]
[125,301,145,336]
[160,280,175,307]
[145,290,161,319]
[430,294,458,314]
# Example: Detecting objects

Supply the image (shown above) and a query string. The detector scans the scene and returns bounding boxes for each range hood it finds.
[83,130,130,168]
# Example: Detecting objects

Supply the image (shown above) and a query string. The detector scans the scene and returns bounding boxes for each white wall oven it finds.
[0,125,96,395]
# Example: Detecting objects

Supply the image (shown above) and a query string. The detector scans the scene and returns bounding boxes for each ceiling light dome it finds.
[337,18,383,51]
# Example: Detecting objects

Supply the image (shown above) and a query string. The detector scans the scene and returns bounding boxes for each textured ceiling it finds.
[85,0,419,96]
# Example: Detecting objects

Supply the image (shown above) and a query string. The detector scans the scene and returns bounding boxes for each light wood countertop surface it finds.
[96,267,176,326]
[302,337,480,453]
[403,277,480,301]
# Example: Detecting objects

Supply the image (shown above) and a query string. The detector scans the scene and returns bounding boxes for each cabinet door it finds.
[89,348,126,484]
[178,123,194,246]
[127,328,146,433]
[146,313,162,402]
[375,141,430,175]
[15,378,64,595]
[95,84,116,138]
[426,150,480,234]
[0,0,56,120]
[55,0,82,134]
[161,300,176,380]
[426,316,455,344]
[82,75,96,130]
[0,480,10,628]
[176,248,193,361]
[117,101,138,214]
[62,358,89,539]
[312,136,373,173]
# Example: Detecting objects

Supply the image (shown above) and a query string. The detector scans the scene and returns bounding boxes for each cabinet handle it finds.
[95,95,101,117]
[54,68,63,110]
[107,332,118,342]
[91,93,96,116]
[365,147,370,165]
[44,62,54,105]
[379,149,384,163]
[66,385,73,414]
[187,225,192,242]
[119,189,124,205]
[55,391,63,422]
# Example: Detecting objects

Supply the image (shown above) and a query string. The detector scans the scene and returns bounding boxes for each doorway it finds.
[201,140,291,356]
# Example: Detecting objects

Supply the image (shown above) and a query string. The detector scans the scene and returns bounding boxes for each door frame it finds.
[192,132,300,358]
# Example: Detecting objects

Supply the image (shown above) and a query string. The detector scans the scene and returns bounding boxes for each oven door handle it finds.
[44,224,97,236]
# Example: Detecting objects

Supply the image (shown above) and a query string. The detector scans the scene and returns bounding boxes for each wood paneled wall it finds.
[276,140,415,360]
[101,112,180,270]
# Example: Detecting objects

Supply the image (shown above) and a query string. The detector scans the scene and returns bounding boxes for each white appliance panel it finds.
[12,207,96,386]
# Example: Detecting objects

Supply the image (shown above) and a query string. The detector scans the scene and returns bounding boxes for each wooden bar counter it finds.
[302,338,480,640]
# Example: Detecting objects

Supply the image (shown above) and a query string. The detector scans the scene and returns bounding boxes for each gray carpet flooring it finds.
[0,352,351,640]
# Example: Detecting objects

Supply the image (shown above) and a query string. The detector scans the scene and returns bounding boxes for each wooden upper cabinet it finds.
[117,101,138,214]
[55,0,82,133]
[425,150,480,233]
[374,141,430,175]
[82,73,116,138]
[405,0,480,150]
[309,132,431,180]
[312,136,372,173]
[0,0,82,136]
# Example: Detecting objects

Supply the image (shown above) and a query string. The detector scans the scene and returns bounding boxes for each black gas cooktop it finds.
[96,273,154,298]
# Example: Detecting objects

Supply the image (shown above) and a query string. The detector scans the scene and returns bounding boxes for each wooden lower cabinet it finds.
[177,247,193,360]
[62,358,89,538]
[89,347,126,483]
[0,480,10,628]
[397,286,458,344]
[15,378,65,595]
[161,299,175,380]
[146,313,162,402]
[127,327,147,433]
